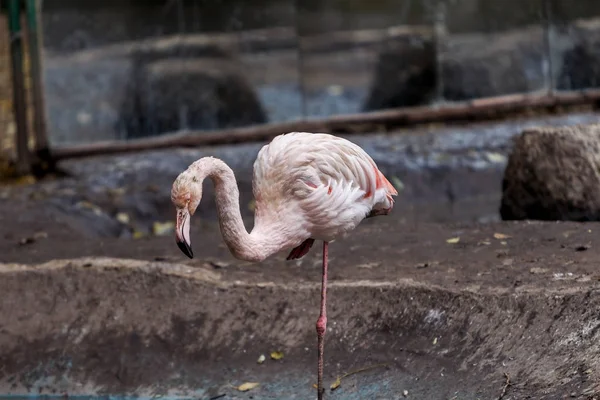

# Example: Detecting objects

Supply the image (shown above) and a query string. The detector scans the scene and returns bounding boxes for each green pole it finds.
[25,0,54,176]
[7,0,30,175]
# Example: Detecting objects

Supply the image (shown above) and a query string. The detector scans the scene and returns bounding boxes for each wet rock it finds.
[44,39,267,144]
[363,26,549,109]
[363,18,598,108]
[441,26,549,101]
[500,123,600,221]
[556,19,600,90]
[121,57,267,139]
[362,34,437,111]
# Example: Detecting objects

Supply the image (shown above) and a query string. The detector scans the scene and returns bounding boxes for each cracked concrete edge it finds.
[1,257,598,297]
[2,257,600,397]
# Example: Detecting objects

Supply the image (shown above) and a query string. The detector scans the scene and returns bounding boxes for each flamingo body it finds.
[252,132,397,256]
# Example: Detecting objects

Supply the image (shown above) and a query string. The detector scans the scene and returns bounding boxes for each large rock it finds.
[43,39,267,144]
[362,34,437,111]
[363,19,598,109]
[500,124,600,221]
[120,57,267,139]
[441,27,549,101]
[556,18,600,90]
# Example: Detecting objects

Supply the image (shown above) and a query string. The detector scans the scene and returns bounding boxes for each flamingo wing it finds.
[253,132,398,250]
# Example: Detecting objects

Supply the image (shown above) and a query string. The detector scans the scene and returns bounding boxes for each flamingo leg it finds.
[316,241,329,400]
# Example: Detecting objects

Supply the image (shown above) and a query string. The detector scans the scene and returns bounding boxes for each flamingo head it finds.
[171,169,202,259]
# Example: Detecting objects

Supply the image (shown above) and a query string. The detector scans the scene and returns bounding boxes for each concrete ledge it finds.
[1,257,600,398]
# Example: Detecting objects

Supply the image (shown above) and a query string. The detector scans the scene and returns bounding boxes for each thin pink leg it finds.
[316,241,328,400]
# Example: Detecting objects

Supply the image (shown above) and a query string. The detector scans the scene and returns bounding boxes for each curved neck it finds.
[192,157,282,262]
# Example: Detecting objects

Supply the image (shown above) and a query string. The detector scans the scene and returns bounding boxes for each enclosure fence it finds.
[1,0,600,175]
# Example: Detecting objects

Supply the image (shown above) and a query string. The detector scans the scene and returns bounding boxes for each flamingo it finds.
[171,131,398,399]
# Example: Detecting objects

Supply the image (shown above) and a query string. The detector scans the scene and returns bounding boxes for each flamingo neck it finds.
[192,157,282,262]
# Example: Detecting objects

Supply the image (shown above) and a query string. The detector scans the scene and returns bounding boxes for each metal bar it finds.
[294,0,307,119]
[432,0,447,104]
[542,0,555,94]
[25,0,48,150]
[7,0,30,175]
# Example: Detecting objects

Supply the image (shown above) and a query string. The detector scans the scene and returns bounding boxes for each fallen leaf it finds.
[358,262,380,269]
[76,201,103,216]
[33,231,47,239]
[132,230,146,239]
[152,221,175,236]
[485,152,507,164]
[116,212,130,224]
[446,237,460,244]
[433,337,438,345]
[236,382,259,392]
[208,259,229,269]
[403,389,409,397]
[257,354,266,364]
[493,233,511,240]
[270,351,284,360]
[315,363,388,392]
[330,376,342,390]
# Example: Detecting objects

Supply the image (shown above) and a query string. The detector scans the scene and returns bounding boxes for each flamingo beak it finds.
[175,208,193,259]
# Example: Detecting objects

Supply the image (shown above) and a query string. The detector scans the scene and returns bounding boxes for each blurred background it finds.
[4,4,600,398]
[2,0,600,239]
[1,0,599,147]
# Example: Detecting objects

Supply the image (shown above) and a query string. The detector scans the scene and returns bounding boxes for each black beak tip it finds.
[176,239,194,259]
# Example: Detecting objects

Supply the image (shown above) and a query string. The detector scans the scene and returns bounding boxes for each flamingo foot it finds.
[286,238,315,260]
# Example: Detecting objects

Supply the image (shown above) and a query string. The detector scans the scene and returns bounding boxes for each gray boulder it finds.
[43,39,267,144]
[500,124,600,221]
[441,27,547,101]
[362,34,437,111]
[557,19,600,90]
[120,57,267,139]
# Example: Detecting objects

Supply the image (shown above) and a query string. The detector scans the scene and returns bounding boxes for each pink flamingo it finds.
[171,132,398,399]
